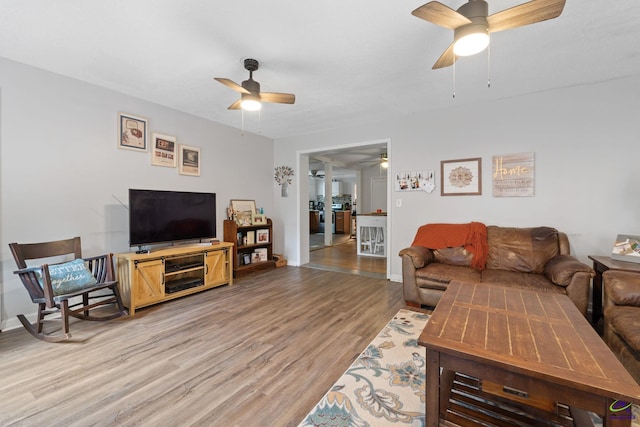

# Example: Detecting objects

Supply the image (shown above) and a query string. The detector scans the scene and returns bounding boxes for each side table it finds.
[588,255,640,325]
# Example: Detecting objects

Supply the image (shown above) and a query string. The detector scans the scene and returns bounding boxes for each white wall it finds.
[275,75,640,281]
[0,57,274,329]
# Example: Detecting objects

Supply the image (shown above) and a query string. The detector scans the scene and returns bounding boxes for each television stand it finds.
[115,242,234,316]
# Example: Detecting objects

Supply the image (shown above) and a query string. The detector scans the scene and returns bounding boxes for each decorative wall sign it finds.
[395,170,435,193]
[178,144,200,176]
[441,158,482,196]
[492,152,535,197]
[151,133,177,167]
[118,113,148,151]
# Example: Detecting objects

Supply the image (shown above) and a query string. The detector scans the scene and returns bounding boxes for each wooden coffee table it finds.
[419,281,640,427]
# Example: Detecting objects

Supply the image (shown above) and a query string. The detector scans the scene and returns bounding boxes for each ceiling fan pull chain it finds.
[453,60,456,99]
[258,109,262,135]
[487,34,491,88]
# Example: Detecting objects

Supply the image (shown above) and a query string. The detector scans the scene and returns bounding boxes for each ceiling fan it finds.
[360,152,389,168]
[412,0,566,69]
[214,58,295,111]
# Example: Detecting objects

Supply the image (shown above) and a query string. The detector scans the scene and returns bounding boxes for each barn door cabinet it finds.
[115,242,233,316]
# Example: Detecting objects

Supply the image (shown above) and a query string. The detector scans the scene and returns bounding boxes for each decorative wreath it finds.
[274,166,294,185]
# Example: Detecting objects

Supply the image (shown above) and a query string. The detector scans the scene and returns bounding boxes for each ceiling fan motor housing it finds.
[454,0,489,55]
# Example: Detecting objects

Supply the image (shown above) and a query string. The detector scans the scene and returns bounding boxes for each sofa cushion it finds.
[486,226,559,274]
[481,269,564,294]
[606,305,640,356]
[415,264,481,290]
[605,271,640,307]
[433,247,473,267]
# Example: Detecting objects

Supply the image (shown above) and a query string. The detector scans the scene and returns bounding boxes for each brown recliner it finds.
[603,270,640,384]
[399,225,594,317]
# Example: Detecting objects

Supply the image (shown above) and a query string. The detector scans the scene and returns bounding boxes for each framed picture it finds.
[252,213,266,225]
[441,157,482,196]
[611,235,640,264]
[492,152,535,197]
[243,253,251,265]
[179,144,200,176]
[118,113,148,151]
[246,230,255,245]
[231,200,257,226]
[151,133,177,167]
[257,229,269,243]
[251,252,261,263]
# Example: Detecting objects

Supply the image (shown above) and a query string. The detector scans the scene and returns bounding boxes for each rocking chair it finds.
[9,236,128,342]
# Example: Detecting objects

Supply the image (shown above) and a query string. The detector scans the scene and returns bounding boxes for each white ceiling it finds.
[1,0,639,143]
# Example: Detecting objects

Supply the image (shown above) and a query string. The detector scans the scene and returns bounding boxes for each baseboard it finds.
[1,311,59,332]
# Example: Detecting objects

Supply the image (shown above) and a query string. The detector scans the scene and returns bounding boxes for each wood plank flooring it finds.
[307,238,386,278]
[0,266,406,427]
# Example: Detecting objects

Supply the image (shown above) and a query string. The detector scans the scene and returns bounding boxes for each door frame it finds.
[296,138,392,279]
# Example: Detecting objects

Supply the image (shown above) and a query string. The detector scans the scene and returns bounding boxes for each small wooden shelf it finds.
[224,218,276,278]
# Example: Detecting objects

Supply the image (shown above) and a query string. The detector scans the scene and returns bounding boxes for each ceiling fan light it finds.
[241,93,262,111]
[453,24,489,56]
[381,160,389,169]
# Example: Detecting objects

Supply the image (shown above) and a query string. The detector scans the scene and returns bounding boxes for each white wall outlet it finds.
[396,199,402,208]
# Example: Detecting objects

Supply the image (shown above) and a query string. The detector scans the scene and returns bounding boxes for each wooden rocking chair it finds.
[9,236,128,342]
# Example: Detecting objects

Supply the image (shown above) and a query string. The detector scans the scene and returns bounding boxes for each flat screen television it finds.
[129,189,216,247]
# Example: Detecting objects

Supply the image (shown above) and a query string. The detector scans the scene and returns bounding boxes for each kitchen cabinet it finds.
[309,210,320,233]
[335,211,351,234]
[318,180,343,196]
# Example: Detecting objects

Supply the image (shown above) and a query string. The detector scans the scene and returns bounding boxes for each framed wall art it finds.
[178,144,200,176]
[492,152,535,197]
[151,133,177,167]
[118,113,148,151]
[441,157,482,196]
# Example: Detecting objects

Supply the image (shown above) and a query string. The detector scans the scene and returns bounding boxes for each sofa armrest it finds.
[398,246,434,269]
[604,270,640,307]
[543,255,594,287]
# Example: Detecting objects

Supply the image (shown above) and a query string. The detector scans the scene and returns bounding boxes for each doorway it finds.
[299,139,391,279]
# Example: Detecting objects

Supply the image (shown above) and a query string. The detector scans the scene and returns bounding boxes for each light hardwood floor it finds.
[307,237,386,278]
[0,266,407,427]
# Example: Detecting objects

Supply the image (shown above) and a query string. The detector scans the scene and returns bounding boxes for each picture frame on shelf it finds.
[252,213,266,225]
[441,157,482,196]
[246,230,255,245]
[178,144,200,176]
[251,252,261,263]
[151,133,177,167]
[236,212,252,227]
[243,253,251,265]
[255,248,268,261]
[256,229,269,243]
[118,113,148,151]
[231,200,257,226]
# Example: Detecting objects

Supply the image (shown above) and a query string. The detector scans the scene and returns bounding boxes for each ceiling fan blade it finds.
[412,1,471,30]
[260,92,296,104]
[214,77,250,94]
[487,0,566,33]
[432,43,456,69]
[228,99,242,110]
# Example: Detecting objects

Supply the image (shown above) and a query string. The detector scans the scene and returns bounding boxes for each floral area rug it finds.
[298,308,640,427]
[299,309,430,427]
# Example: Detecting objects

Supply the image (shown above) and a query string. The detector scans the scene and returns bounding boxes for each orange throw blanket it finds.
[411,222,488,270]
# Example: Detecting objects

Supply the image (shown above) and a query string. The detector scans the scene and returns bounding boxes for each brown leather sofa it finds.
[399,225,594,317]
[603,270,640,384]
